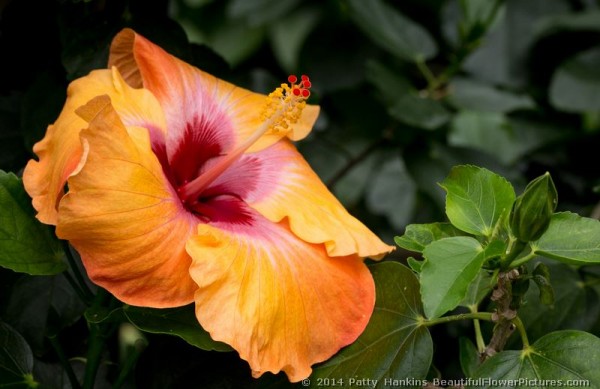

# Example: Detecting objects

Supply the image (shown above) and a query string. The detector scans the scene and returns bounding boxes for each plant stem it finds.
[469,306,486,353]
[500,239,527,269]
[48,335,81,389]
[509,251,537,268]
[113,340,147,389]
[422,312,493,327]
[62,240,94,301]
[83,289,113,389]
[512,316,530,349]
[415,55,438,92]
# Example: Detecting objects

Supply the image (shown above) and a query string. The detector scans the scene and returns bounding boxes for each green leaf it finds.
[227,0,300,27]
[269,7,320,72]
[472,331,600,387]
[388,94,451,130]
[310,262,432,383]
[459,337,480,377]
[535,10,600,39]
[123,305,232,352]
[517,262,600,342]
[0,171,65,275]
[460,269,494,308]
[448,77,535,113]
[510,172,558,242]
[550,46,600,112]
[347,0,437,61]
[407,257,424,273]
[421,237,486,318]
[365,60,412,107]
[395,222,466,253]
[3,275,86,354]
[0,321,37,388]
[366,156,417,229]
[533,212,600,265]
[441,165,515,237]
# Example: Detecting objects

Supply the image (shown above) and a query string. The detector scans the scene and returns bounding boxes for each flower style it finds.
[23,29,394,381]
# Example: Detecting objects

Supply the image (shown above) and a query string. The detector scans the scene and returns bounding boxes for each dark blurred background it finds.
[1,0,600,387]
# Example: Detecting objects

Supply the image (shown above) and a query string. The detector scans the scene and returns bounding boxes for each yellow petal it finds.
[23,68,166,225]
[108,28,318,154]
[187,212,374,382]
[244,140,394,258]
[56,96,196,307]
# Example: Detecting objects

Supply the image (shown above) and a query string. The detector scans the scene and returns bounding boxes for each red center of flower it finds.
[148,76,311,226]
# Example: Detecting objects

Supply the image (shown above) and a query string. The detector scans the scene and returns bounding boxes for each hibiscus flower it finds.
[23,29,393,381]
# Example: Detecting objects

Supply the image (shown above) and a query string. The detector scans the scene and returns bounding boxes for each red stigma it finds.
[288,75,298,84]
[292,87,301,96]
[301,89,310,98]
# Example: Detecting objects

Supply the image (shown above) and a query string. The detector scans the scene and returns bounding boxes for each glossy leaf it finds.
[472,331,600,387]
[441,165,515,237]
[365,60,412,106]
[550,46,600,112]
[533,212,600,265]
[123,305,232,352]
[0,321,37,388]
[395,222,466,253]
[0,171,65,275]
[347,0,437,61]
[310,262,432,383]
[421,237,485,319]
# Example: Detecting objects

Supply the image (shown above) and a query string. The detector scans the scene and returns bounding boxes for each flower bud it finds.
[510,172,557,242]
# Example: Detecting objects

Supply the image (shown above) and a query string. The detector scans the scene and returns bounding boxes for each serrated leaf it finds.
[310,262,432,383]
[388,94,451,130]
[0,321,37,388]
[532,212,600,265]
[421,237,486,318]
[550,46,600,112]
[448,77,535,113]
[0,171,66,275]
[472,331,600,387]
[347,0,437,61]
[395,222,466,253]
[441,165,515,237]
[123,305,232,352]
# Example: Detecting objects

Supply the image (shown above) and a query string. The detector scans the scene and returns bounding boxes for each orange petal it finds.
[187,211,374,381]
[56,96,197,307]
[242,140,394,258]
[108,28,318,154]
[23,68,166,225]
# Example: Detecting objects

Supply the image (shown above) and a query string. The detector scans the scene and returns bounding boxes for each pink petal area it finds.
[187,207,375,382]
[23,68,166,225]
[108,29,320,164]
[204,140,395,259]
[57,96,198,307]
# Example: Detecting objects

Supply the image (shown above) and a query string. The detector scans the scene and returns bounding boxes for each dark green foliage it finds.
[1,0,600,387]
